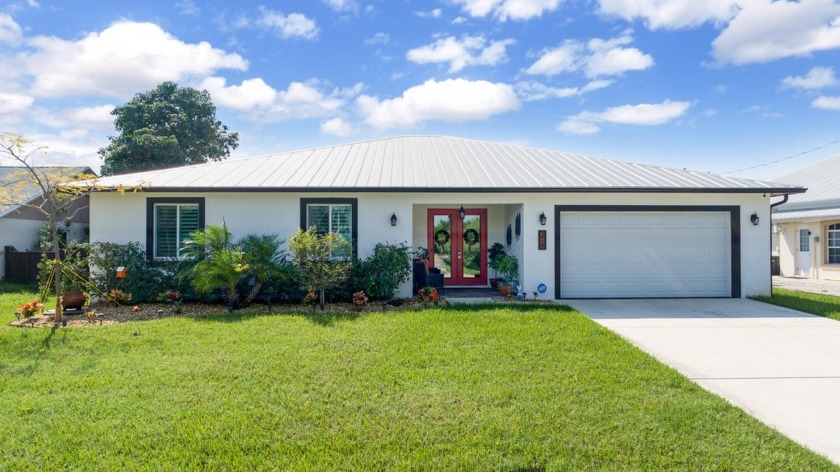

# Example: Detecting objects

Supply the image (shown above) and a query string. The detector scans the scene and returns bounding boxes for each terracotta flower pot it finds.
[499,285,512,297]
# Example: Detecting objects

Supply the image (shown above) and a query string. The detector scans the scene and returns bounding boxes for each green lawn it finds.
[0,289,835,470]
[753,288,840,321]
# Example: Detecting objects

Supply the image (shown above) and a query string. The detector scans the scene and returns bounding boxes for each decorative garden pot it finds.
[62,291,88,310]
[499,285,512,297]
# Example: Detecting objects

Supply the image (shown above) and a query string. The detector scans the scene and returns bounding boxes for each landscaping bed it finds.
[7,298,433,328]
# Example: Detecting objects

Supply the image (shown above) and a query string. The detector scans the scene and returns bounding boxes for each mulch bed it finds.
[8,298,443,328]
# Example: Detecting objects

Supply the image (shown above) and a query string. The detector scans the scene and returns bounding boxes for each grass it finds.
[0,289,836,470]
[753,288,840,321]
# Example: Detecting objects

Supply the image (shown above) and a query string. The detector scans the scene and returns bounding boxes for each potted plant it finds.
[413,246,430,270]
[487,243,507,289]
[495,253,519,297]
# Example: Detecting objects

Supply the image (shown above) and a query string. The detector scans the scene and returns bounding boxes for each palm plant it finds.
[240,234,291,306]
[179,223,248,307]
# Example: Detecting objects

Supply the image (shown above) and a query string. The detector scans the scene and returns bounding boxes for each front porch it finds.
[410,203,525,291]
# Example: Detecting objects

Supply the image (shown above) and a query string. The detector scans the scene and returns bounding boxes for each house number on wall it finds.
[538,230,547,250]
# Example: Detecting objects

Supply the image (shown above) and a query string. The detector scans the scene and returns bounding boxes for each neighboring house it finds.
[772,154,840,280]
[83,136,803,299]
[0,166,93,280]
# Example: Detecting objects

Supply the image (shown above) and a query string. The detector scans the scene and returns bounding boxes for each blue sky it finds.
[2,0,840,180]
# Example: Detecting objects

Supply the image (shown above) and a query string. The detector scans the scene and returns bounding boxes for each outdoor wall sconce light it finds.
[515,213,521,238]
[539,212,547,226]
[458,205,466,220]
[390,213,397,227]
[750,213,760,226]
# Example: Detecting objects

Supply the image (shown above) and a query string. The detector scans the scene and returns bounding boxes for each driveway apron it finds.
[566,298,840,464]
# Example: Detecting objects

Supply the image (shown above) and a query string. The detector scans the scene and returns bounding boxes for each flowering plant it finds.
[418,286,438,303]
[352,291,369,311]
[17,300,44,317]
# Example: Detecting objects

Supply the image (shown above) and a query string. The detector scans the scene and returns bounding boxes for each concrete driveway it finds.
[566,298,840,464]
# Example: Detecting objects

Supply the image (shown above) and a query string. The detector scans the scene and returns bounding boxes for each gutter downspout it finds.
[769,194,790,295]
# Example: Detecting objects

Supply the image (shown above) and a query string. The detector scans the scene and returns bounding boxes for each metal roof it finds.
[83,136,803,194]
[0,166,93,218]
[773,208,840,223]
[772,154,840,209]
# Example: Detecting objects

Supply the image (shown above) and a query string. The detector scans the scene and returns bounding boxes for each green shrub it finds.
[88,242,177,303]
[353,242,411,301]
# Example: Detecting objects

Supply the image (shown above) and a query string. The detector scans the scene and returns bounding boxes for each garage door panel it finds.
[560,211,731,298]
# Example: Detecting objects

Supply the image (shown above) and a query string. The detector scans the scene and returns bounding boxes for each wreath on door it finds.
[434,229,451,246]
[463,228,479,246]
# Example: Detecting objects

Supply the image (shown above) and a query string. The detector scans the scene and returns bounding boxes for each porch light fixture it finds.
[458,205,466,220]
[539,212,547,226]
[390,213,398,227]
[750,213,760,226]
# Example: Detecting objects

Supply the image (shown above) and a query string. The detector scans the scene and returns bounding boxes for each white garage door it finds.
[559,211,731,298]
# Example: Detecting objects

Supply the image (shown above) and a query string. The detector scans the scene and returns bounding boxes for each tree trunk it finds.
[243,279,263,307]
[319,288,325,310]
[50,220,63,323]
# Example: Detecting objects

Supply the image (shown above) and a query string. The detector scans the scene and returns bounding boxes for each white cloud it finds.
[0,92,34,115]
[597,0,738,30]
[526,34,653,78]
[321,117,353,136]
[451,0,562,21]
[34,104,116,130]
[515,79,612,101]
[175,0,200,16]
[0,13,22,44]
[66,104,115,126]
[452,16,468,24]
[812,95,840,110]
[323,0,359,13]
[416,8,444,18]
[525,41,581,76]
[202,77,363,121]
[257,8,319,40]
[365,32,390,45]
[357,78,520,129]
[713,0,840,65]
[407,35,516,72]
[558,99,691,134]
[200,77,278,111]
[25,21,247,98]
[557,119,601,134]
[585,35,655,77]
[782,66,837,90]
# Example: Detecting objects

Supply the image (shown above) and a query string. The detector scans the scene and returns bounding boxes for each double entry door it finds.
[427,208,487,286]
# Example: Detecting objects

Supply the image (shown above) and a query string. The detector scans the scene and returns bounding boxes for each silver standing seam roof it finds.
[83,136,804,195]
[772,154,840,206]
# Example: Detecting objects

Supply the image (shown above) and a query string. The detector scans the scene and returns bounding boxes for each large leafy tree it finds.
[99,82,239,175]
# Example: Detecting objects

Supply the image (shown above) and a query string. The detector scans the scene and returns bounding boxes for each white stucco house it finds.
[773,154,840,280]
[0,166,92,281]
[82,136,804,299]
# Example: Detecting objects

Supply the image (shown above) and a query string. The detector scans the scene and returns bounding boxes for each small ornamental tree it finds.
[0,132,117,322]
[288,227,352,310]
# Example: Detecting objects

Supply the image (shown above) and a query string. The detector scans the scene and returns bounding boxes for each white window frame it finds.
[306,203,353,239]
[154,203,200,260]
[828,223,840,265]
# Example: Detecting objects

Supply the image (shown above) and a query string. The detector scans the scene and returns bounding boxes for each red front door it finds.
[428,208,487,286]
